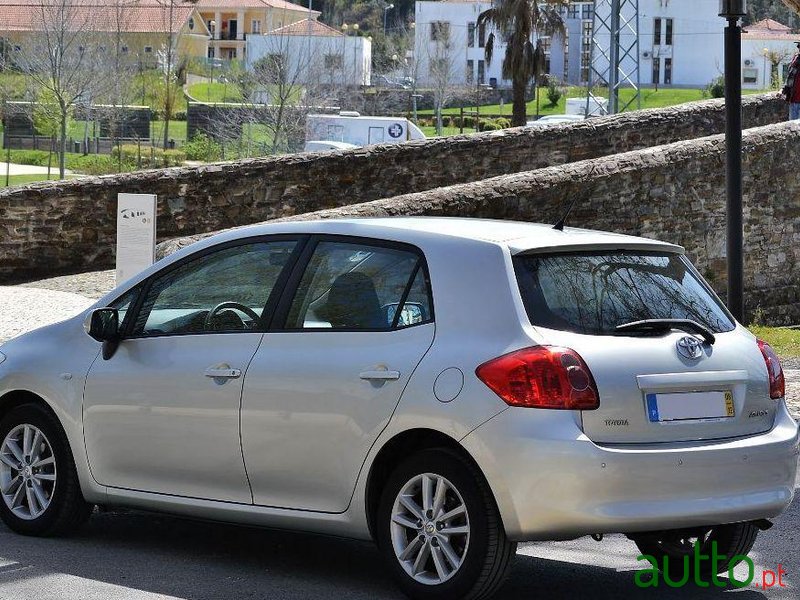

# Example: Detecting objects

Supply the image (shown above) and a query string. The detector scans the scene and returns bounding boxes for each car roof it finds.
[215,217,684,254]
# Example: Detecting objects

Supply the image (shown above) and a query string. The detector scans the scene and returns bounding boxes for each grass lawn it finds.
[0,173,78,188]
[420,87,770,118]
[186,82,244,103]
[748,327,800,359]
[421,126,470,137]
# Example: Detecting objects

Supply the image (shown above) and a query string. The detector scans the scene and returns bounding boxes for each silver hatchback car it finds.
[0,218,797,599]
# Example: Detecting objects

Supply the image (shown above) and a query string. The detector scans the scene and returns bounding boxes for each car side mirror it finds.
[84,308,123,360]
[383,302,425,328]
[84,308,119,343]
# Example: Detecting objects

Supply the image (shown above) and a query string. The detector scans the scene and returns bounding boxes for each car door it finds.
[83,237,302,503]
[241,237,435,512]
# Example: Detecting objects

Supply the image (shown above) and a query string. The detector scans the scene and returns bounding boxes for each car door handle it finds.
[204,367,242,379]
[359,369,401,381]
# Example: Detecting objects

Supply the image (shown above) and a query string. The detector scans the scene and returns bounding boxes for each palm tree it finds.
[478,1,568,126]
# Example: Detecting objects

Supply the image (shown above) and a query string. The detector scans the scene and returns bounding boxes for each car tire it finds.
[0,403,92,536]
[376,448,516,600]
[633,522,759,579]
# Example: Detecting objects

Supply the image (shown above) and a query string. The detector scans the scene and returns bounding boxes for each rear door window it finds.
[513,251,735,335]
[285,240,433,331]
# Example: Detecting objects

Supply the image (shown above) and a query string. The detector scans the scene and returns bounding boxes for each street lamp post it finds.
[384,3,394,36]
[719,0,747,322]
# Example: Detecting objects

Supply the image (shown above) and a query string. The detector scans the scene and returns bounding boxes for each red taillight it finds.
[757,340,785,399]
[475,346,599,410]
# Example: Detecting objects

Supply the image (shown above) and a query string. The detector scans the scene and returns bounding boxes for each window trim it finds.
[117,234,309,340]
[270,234,435,333]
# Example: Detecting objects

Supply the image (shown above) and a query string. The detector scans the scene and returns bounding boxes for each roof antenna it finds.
[552,197,579,231]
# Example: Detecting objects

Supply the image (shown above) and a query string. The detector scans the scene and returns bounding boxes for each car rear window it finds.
[513,251,735,335]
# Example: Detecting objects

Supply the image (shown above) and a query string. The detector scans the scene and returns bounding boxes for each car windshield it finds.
[513,251,735,335]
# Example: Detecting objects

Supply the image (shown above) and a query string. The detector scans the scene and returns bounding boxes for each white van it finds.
[305,112,425,152]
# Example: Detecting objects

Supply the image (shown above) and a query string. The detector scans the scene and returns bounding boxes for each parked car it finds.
[0,218,797,600]
[526,114,586,127]
[373,74,411,90]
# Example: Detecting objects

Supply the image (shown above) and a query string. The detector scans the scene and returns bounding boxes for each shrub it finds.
[705,76,725,99]
[495,117,511,129]
[461,116,475,129]
[183,134,223,162]
[112,144,187,168]
[173,111,187,121]
[68,154,125,175]
[8,149,50,166]
[546,78,564,107]
[451,116,462,128]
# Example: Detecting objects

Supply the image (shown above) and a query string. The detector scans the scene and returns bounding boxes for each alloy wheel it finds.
[389,472,470,585]
[0,424,57,520]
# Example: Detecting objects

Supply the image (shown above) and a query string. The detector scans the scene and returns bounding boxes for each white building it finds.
[246,20,372,87]
[415,0,774,91]
[741,19,800,90]
[592,0,723,88]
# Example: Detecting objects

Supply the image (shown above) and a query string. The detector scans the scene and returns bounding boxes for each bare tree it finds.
[424,23,461,135]
[157,0,197,150]
[17,0,113,177]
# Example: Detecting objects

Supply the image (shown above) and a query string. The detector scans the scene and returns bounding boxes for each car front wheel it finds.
[377,448,516,600]
[0,403,91,536]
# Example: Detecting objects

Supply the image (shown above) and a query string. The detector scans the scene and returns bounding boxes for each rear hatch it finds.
[513,249,775,444]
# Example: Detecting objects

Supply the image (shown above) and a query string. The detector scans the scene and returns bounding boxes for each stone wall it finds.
[162,121,800,325]
[0,94,787,284]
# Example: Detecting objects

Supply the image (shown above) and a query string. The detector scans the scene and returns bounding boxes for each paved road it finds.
[0,162,73,176]
[0,476,796,600]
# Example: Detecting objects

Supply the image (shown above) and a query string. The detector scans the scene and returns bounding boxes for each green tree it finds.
[478,0,568,126]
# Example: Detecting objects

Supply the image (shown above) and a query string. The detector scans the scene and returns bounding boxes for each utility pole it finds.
[719,0,747,321]
[586,0,641,115]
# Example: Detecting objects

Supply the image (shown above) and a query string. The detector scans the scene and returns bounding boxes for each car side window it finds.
[109,287,139,331]
[131,240,297,337]
[285,241,432,331]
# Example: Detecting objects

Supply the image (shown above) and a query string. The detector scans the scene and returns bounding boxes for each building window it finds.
[466,59,474,83]
[431,21,450,42]
[144,46,153,53]
[743,68,758,84]
[652,57,661,84]
[207,20,214,34]
[664,57,672,84]
[654,18,662,45]
[540,36,552,74]
[324,54,343,69]
[568,4,579,18]
[468,22,475,48]
[582,3,594,20]
[121,45,128,53]
[478,59,485,84]
[665,18,673,46]
[188,17,195,31]
[252,19,261,34]
[580,20,592,83]
[478,22,486,48]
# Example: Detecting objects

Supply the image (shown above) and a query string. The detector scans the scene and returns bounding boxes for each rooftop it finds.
[269,19,343,37]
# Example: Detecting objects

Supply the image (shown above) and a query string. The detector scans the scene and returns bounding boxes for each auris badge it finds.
[676,336,704,360]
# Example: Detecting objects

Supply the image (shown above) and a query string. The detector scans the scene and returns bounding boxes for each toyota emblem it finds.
[676,336,704,359]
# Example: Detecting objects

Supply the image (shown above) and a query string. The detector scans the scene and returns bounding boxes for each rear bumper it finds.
[461,401,799,542]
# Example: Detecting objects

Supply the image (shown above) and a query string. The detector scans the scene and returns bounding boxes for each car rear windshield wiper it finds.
[615,319,716,345]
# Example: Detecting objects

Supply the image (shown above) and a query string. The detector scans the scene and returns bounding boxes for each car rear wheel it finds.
[377,449,516,600]
[632,522,759,580]
[0,404,91,536]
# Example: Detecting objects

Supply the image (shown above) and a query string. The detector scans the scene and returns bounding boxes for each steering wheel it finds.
[204,302,261,330]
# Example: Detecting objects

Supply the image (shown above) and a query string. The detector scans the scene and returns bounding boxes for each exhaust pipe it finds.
[753,519,773,531]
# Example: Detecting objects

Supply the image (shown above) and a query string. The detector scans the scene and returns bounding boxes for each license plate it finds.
[646,391,734,422]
